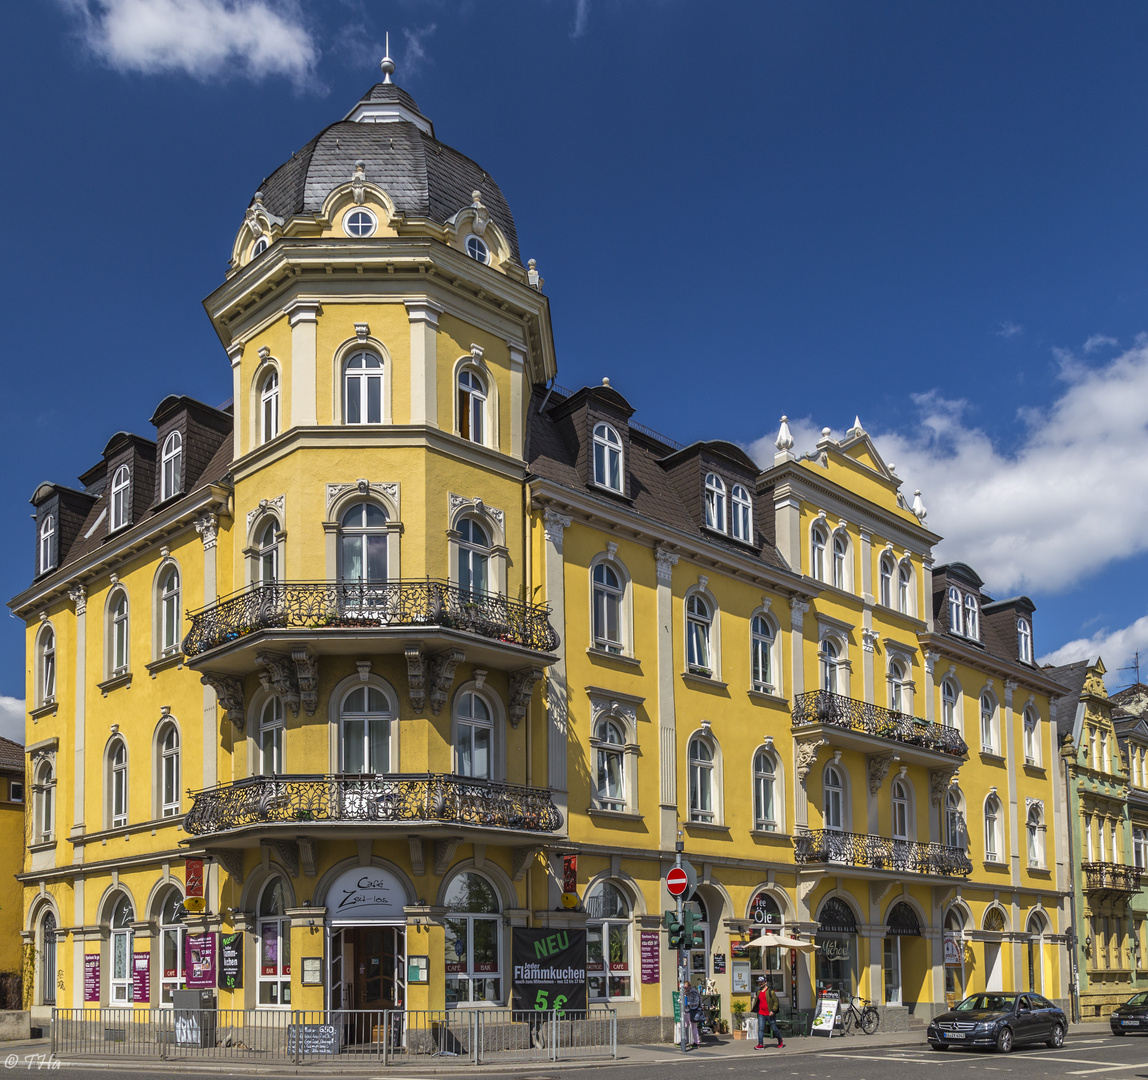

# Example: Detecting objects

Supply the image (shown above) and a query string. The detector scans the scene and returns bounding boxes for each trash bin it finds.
[173,989,216,1048]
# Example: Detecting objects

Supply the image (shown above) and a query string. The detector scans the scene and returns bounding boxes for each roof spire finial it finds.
[380,31,395,83]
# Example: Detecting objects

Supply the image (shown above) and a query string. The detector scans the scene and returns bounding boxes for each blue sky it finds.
[1,0,1147,737]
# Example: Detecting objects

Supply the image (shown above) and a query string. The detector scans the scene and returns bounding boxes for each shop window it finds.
[258,877,291,1006]
[443,872,501,1004]
[586,882,632,1000]
[110,895,135,1003]
[815,897,858,998]
[159,888,186,1005]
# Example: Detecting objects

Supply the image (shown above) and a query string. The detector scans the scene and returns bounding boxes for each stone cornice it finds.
[919,632,1067,699]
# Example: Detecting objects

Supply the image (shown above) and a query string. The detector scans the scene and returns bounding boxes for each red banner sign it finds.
[563,854,577,893]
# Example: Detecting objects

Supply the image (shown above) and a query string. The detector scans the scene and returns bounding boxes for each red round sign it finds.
[666,867,689,896]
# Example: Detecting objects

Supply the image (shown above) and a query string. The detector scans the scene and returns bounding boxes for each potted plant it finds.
[731,999,747,1039]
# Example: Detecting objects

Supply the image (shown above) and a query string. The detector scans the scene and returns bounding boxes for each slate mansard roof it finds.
[255,84,522,265]
[0,736,22,773]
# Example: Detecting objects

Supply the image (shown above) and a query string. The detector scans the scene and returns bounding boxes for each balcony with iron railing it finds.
[183,772,564,841]
[181,580,560,673]
[792,690,968,763]
[794,828,973,878]
[1082,861,1142,896]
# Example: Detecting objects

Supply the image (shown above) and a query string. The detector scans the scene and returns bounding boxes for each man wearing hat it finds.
[750,976,784,1049]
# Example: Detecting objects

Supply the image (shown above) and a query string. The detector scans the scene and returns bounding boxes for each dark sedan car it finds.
[928,992,1067,1052]
[1110,991,1148,1033]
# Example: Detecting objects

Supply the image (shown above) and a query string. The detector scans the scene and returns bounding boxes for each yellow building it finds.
[0,736,25,981]
[8,63,1068,1038]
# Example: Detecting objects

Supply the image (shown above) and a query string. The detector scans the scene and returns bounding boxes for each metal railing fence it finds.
[51,1007,617,1064]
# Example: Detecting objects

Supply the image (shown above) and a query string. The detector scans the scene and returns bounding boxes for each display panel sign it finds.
[219,932,243,990]
[327,865,406,921]
[132,951,150,1002]
[640,931,660,984]
[185,933,217,989]
[512,928,587,1014]
[184,858,205,914]
[944,936,962,966]
[811,992,839,1038]
[83,955,100,1001]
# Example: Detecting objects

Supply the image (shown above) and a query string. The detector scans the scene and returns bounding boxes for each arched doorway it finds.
[983,907,1006,992]
[943,906,967,1007]
[815,897,858,997]
[1026,911,1048,994]
[883,902,922,1008]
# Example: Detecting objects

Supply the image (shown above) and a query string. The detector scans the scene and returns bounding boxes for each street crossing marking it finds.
[1069,1064,1148,1076]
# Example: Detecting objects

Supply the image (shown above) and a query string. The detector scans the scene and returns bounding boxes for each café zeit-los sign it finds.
[328,866,406,922]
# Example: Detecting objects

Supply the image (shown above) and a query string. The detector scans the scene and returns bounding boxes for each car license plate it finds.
[1122,1020,1139,1026]
[944,1032,966,1039]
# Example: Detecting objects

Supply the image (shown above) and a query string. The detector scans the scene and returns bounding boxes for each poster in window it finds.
[218,932,243,990]
[640,932,660,984]
[83,955,100,1001]
[185,932,217,989]
[132,951,150,1002]
[511,928,587,1013]
[732,959,750,992]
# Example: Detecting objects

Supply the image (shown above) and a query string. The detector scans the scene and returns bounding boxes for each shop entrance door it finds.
[347,926,406,1010]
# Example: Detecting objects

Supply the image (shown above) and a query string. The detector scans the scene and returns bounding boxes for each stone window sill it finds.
[982,858,1008,869]
[587,807,643,821]
[29,840,56,853]
[97,672,133,696]
[748,689,788,706]
[586,647,642,669]
[980,750,1006,764]
[750,828,790,839]
[146,653,184,677]
[681,671,728,691]
[30,701,58,721]
[1023,761,1046,776]
[684,820,730,836]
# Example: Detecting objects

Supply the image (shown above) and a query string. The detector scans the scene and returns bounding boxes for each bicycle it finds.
[839,995,880,1035]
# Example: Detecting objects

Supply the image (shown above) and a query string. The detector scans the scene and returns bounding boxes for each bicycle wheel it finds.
[860,1007,879,1035]
[841,1010,854,1035]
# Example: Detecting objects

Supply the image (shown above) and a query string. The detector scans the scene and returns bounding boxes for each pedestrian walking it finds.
[750,976,785,1049]
[683,980,702,1048]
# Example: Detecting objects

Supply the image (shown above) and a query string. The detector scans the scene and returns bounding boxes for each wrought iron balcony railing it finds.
[793,828,973,877]
[182,580,560,657]
[183,772,564,836]
[793,690,968,758]
[1082,861,1142,894]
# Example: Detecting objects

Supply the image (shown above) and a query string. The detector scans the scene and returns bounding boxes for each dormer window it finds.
[731,485,752,542]
[252,237,268,258]
[344,208,377,237]
[465,235,489,263]
[964,594,979,639]
[38,514,55,574]
[110,465,130,530]
[1018,618,1032,663]
[592,423,623,491]
[704,473,726,532]
[160,431,182,501]
[947,586,963,635]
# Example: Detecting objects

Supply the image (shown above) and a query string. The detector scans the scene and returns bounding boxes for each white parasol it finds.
[745,932,818,951]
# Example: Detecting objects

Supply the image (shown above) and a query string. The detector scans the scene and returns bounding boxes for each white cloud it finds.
[62,0,319,85]
[401,24,437,79]
[995,321,1023,339]
[571,0,590,38]
[0,697,25,747]
[1038,615,1148,682]
[751,341,1148,597]
[1084,334,1118,354]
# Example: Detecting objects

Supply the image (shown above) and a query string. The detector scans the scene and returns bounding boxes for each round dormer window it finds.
[252,237,268,258]
[345,208,377,238]
[465,234,489,263]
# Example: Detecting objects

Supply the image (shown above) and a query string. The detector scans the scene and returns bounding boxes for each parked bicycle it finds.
[839,996,880,1035]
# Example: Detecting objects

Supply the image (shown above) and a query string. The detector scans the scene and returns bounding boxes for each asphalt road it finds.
[8,1030,1148,1080]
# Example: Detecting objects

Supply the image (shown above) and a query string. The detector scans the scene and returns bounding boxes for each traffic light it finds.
[663,909,683,948]
[681,909,704,949]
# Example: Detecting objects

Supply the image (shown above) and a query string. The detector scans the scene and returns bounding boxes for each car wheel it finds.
[996,1026,1013,1053]
[1047,1023,1065,1048]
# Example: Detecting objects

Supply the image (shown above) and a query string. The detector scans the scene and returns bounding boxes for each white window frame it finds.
[948,586,963,635]
[343,351,385,425]
[731,484,752,542]
[1023,707,1040,765]
[1018,618,1032,663]
[257,877,292,1007]
[941,678,959,730]
[593,718,626,811]
[259,696,285,775]
[750,613,776,694]
[753,747,781,832]
[686,593,713,676]
[159,722,180,817]
[456,517,490,597]
[897,560,912,615]
[945,786,966,850]
[1026,802,1045,868]
[109,589,130,677]
[704,473,726,532]
[820,635,846,695]
[109,737,128,828]
[832,531,848,590]
[442,870,503,1005]
[984,794,1002,861]
[980,691,998,754]
[455,690,495,780]
[891,777,911,840]
[585,881,634,1001]
[158,888,187,1006]
[823,764,846,832]
[889,658,910,714]
[457,368,487,445]
[339,501,389,585]
[879,554,894,607]
[339,683,394,774]
[344,207,377,237]
[591,560,625,654]
[465,234,490,263]
[110,896,135,1004]
[260,368,280,443]
[38,514,55,574]
[160,431,182,501]
[964,594,980,639]
[38,626,56,706]
[592,423,624,492]
[157,564,181,657]
[811,524,827,580]
[587,701,637,814]
[253,518,281,585]
[688,734,718,824]
[33,759,54,843]
[110,465,130,530]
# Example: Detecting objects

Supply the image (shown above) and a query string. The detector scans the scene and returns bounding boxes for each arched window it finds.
[1018,618,1032,663]
[731,484,752,542]
[457,368,486,443]
[260,369,280,443]
[688,736,715,823]
[586,882,632,999]
[159,888,186,1005]
[456,691,493,779]
[1026,911,1047,993]
[889,659,908,713]
[980,692,997,754]
[33,758,54,843]
[160,431,182,501]
[983,907,1006,933]
[984,794,1002,860]
[686,594,712,674]
[1023,707,1040,765]
[753,749,778,831]
[159,723,180,817]
[891,777,910,840]
[1026,802,1045,867]
[592,562,623,654]
[255,520,279,584]
[340,685,391,774]
[38,515,55,574]
[964,594,980,639]
[109,737,128,827]
[109,590,129,677]
[897,561,912,614]
[751,615,774,693]
[593,423,623,492]
[110,895,135,1003]
[340,502,388,584]
[832,532,847,589]
[945,786,966,849]
[594,718,625,811]
[824,765,844,831]
[457,518,489,597]
[878,554,894,607]
[344,351,384,424]
[443,872,501,1004]
[465,234,489,263]
[704,473,726,532]
[110,465,130,530]
[40,911,56,1006]
[948,586,963,635]
[811,524,827,580]
[259,696,284,775]
[820,637,841,694]
[941,679,959,729]
[252,236,268,257]
[38,628,56,706]
[158,565,181,657]
[257,877,291,1006]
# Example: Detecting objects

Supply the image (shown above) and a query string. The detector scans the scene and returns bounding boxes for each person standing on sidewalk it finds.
[752,977,784,1049]
[683,980,702,1048]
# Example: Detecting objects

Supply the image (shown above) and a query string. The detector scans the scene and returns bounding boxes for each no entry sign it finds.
[666,867,689,896]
